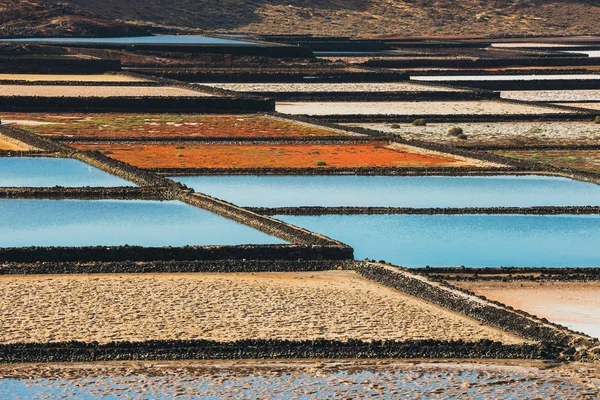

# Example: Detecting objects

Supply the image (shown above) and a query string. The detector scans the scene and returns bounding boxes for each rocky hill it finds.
[5,0,600,37]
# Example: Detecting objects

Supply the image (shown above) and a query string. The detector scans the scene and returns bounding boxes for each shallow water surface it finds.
[173,175,600,208]
[0,363,593,399]
[0,199,284,247]
[0,157,133,187]
[2,35,256,46]
[278,214,600,267]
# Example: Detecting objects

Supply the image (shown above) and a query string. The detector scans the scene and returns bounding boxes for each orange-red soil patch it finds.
[71,142,468,169]
[4,113,347,139]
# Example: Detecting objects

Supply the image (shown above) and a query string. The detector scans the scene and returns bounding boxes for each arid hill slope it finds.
[0,0,146,37]
[6,0,600,37]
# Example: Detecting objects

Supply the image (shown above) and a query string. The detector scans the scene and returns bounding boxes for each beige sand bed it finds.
[0,271,524,344]
[455,281,600,339]
[0,85,211,97]
[502,90,600,102]
[276,101,571,116]
[0,74,148,83]
[0,138,30,150]
[205,82,465,93]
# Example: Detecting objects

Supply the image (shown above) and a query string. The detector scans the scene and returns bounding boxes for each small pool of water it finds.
[173,175,600,208]
[1,35,257,46]
[0,199,284,247]
[278,214,600,268]
[0,157,133,187]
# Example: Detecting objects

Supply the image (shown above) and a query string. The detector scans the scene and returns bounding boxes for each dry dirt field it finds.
[276,101,571,116]
[0,85,211,97]
[502,90,600,102]
[347,121,600,147]
[71,142,490,169]
[205,82,465,93]
[0,271,525,344]
[455,281,600,339]
[4,113,352,139]
[0,74,148,83]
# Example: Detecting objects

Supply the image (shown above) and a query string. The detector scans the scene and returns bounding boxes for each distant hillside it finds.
[7,0,600,37]
[0,0,146,37]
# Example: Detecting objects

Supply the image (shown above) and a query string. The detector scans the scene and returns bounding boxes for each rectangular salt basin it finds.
[0,199,284,247]
[277,214,600,268]
[0,85,210,97]
[173,175,600,208]
[0,157,133,187]
[275,101,568,116]
[203,82,463,93]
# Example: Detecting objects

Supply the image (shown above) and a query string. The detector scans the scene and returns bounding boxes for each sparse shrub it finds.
[448,127,463,136]
[176,152,184,157]
[175,145,185,149]
[389,123,401,129]
[457,133,468,140]
[103,150,113,155]
[316,160,327,166]
[412,119,427,126]
[595,116,600,124]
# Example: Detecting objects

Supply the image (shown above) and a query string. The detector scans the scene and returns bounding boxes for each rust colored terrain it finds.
[71,142,466,169]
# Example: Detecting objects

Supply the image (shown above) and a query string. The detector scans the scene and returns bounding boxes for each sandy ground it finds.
[413,74,600,81]
[346,121,600,146]
[502,90,600,102]
[276,101,571,116]
[455,281,600,339]
[205,82,464,93]
[0,85,211,97]
[554,102,600,111]
[0,138,30,150]
[0,74,148,82]
[0,271,524,345]
[0,360,597,398]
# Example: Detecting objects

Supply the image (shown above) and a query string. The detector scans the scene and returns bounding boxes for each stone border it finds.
[154,167,514,176]
[249,206,600,216]
[0,96,274,113]
[410,79,600,91]
[0,244,352,263]
[411,266,600,282]
[364,57,600,69]
[0,260,353,275]
[351,262,597,351]
[0,57,121,74]
[0,187,171,200]
[228,91,500,102]
[0,339,550,364]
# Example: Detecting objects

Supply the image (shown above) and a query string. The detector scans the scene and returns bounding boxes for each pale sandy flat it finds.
[554,102,600,111]
[276,101,571,116]
[0,138,30,150]
[0,85,211,97]
[205,82,464,93]
[455,281,600,339]
[346,121,600,146]
[0,271,524,344]
[502,90,600,102]
[413,75,600,82]
[0,74,148,83]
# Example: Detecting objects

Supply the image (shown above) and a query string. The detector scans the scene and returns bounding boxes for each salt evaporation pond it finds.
[0,199,284,247]
[0,157,133,187]
[278,214,600,268]
[173,175,600,208]
[0,363,593,399]
[1,35,257,45]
